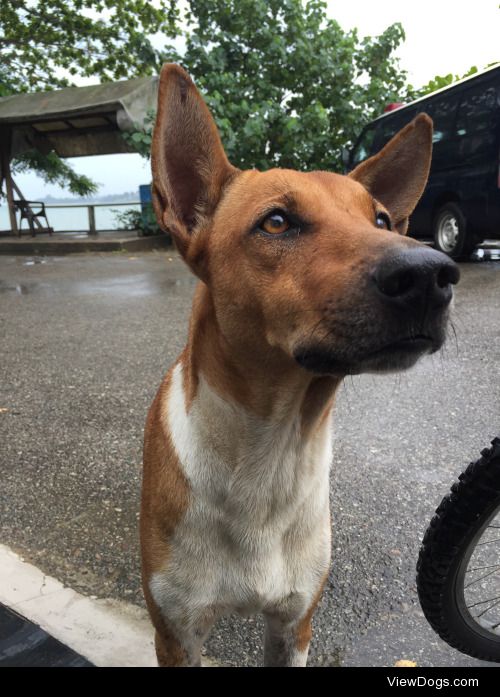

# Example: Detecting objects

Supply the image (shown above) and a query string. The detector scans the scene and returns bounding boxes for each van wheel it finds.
[433,203,476,260]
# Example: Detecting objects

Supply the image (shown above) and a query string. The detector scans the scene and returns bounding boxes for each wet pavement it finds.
[1,249,500,667]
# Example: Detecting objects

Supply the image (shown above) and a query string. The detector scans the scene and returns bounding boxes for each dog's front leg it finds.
[263,570,328,667]
[153,608,217,667]
[263,610,317,667]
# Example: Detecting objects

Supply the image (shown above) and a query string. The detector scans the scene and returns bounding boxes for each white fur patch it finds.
[150,362,332,633]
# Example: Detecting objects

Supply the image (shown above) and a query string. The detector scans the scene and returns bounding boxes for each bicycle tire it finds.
[417,437,500,662]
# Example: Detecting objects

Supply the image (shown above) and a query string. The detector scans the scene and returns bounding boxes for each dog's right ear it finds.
[151,64,237,265]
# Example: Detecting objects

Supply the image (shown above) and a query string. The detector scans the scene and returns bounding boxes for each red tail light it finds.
[383,102,405,113]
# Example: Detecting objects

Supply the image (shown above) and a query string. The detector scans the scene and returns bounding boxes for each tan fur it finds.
[154,629,187,668]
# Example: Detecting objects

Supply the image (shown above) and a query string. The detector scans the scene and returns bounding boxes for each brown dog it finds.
[140,64,459,667]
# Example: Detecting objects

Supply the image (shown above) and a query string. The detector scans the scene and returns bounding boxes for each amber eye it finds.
[375,212,391,230]
[261,212,291,235]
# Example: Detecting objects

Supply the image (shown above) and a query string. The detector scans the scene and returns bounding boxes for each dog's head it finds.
[152,64,459,377]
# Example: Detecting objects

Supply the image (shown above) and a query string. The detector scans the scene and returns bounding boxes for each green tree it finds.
[0,0,178,92]
[11,150,99,197]
[417,62,499,97]
[132,0,414,172]
[417,66,479,97]
[0,0,178,195]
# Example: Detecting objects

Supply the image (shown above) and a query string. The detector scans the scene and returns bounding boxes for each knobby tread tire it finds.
[416,438,500,662]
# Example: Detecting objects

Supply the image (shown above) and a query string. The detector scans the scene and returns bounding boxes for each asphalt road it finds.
[1,249,499,667]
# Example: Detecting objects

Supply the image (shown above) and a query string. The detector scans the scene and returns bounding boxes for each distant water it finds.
[0,202,141,233]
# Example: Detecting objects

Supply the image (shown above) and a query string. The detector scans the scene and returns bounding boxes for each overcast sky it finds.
[13,0,500,199]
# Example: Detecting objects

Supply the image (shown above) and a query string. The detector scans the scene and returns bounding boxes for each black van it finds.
[347,65,500,259]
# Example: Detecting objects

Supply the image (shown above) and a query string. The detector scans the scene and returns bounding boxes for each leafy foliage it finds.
[416,62,499,97]
[146,0,414,171]
[12,150,98,196]
[0,0,178,92]
[4,0,457,196]
[416,66,479,97]
[0,0,177,196]
[121,109,155,159]
[113,204,162,236]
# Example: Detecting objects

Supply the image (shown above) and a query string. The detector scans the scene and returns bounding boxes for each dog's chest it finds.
[150,364,332,616]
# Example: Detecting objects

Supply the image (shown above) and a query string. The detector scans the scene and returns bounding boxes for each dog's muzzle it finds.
[294,246,460,376]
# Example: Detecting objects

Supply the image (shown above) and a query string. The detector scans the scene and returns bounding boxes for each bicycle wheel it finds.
[417,437,500,662]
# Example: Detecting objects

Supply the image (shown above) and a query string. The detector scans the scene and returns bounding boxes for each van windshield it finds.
[351,124,377,165]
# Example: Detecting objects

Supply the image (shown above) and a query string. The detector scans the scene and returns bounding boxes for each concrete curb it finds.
[0,545,218,667]
[0,235,172,255]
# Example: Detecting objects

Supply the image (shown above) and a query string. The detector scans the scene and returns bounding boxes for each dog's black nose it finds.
[373,247,460,310]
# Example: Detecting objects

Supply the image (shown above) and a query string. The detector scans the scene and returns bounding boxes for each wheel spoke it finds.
[417,438,500,659]
[476,537,500,546]
[466,563,500,572]
[464,566,500,589]
[467,594,500,610]
[463,510,500,629]
[476,597,500,619]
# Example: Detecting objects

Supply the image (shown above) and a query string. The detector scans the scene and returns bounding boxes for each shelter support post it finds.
[0,129,18,236]
[88,205,97,235]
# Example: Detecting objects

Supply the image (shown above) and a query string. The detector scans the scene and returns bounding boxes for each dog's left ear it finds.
[349,114,433,234]
[151,63,238,271]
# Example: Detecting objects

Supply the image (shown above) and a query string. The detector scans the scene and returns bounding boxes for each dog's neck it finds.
[179,283,341,444]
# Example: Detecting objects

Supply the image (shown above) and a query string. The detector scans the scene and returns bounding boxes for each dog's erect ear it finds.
[349,114,433,234]
[151,64,237,259]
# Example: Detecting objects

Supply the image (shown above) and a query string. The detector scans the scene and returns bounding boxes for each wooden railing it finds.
[42,201,141,235]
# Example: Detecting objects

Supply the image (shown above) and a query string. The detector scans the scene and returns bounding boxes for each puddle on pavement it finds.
[0,281,37,295]
[0,273,196,298]
[23,258,48,266]
[160,277,197,289]
[72,274,196,297]
[73,276,154,297]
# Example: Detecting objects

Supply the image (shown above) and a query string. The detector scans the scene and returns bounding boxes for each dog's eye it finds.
[260,211,291,235]
[375,212,392,230]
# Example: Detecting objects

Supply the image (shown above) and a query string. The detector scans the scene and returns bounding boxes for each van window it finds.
[376,108,417,150]
[420,98,459,143]
[351,124,377,165]
[456,85,498,136]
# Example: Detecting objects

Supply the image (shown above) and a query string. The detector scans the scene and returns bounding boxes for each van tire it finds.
[433,203,476,260]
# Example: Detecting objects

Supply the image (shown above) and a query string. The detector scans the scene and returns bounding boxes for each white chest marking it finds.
[150,363,332,623]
